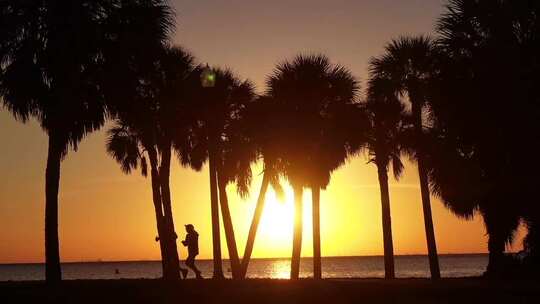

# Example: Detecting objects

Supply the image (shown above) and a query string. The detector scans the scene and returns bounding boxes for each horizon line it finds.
[0,252,497,266]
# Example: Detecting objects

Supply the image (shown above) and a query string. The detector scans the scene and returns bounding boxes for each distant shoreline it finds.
[0,253,490,266]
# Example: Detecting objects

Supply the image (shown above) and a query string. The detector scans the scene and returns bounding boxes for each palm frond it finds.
[391,154,404,180]
[268,171,285,202]
[140,155,148,177]
[265,53,361,188]
[106,122,142,175]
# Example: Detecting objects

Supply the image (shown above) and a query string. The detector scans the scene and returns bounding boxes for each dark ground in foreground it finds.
[1,278,540,304]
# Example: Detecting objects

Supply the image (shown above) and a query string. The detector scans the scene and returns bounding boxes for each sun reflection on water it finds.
[268,259,291,279]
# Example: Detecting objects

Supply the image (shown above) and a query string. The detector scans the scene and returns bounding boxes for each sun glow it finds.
[249,185,315,258]
[258,189,294,238]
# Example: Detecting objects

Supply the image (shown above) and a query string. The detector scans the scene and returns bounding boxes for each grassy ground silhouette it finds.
[2,278,540,304]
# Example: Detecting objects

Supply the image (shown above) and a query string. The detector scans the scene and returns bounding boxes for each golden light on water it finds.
[268,259,291,279]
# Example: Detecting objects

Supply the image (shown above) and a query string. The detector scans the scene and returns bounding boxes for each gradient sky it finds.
[0,0,524,264]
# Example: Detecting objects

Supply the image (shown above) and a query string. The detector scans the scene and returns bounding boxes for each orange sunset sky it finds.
[0,0,524,264]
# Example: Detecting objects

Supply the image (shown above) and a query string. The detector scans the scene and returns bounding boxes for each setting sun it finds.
[241,184,319,259]
[258,189,294,241]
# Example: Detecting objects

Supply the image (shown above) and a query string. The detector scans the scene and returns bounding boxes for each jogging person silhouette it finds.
[181,224,202,279]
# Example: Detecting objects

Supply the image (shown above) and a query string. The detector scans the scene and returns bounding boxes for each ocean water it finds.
[0,255,487,281]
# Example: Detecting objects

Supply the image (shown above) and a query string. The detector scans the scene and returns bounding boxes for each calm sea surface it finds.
[0,255,487,281]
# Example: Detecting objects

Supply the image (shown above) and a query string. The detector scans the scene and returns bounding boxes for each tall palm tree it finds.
[365,77,408,279]
[106,45,196,280]
[433,0,540,275]
[178,72,225,278]
[224,95,285,279]
[106,121,171,277]
[422,127,522,277]
[266,54,362,279]
[153,46,197,280]
[215,114,260,279]
[308,91,364,280]
[177,67,255,279]
[0,0,173,282]
[369,36,441,279]
[175,73,224,278]
[238,165,283,278]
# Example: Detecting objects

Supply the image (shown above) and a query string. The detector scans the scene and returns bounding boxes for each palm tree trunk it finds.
[412,101,441,279]
[290,185,303,279]
[159,143,180,280]
[418,160,440,279]
[148,147,170,279]
[45,134,62,282]
[208,143,224,279]
[312,186,321,279]
[486,233,505,277]
[217,169,241,279]
[239,171,270,278]
[376,162,395,279]
[483,210,514,277]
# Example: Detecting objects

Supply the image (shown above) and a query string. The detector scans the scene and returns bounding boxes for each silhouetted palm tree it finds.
[266,54,362,279]
[238,164,283,278]
[421,124,522,277]
[369,36,441,279]
[106,45,196,280]
[107,120,171,276]
[152,46,197,281]
[227,96,286,278]
[365,77,408,279]
[177,67,255,279]
[176,67,225,278]
[0,0,174,282]
[430,0,540,275]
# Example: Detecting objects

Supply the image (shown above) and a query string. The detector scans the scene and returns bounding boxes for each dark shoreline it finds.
[2,278,539,304]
